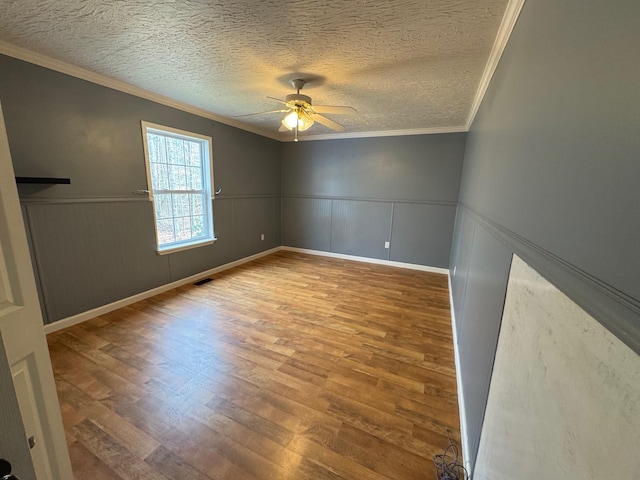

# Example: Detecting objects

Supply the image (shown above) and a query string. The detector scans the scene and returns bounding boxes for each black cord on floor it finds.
[433,429,470,480]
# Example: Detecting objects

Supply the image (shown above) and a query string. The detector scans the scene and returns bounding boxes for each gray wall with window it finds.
[449,0,640,470]
[2,51,468,326]
[0,55,281,324]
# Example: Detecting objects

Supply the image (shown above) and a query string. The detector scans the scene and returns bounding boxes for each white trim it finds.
[281,246,449,275]
[285,125,468,142]
[44,245,450,335]
[42,240,467,471]
[0,41,280,141]
[448,273,472,474]
[43,247,281,335]
[45,245,450,334]
[140,121,155,201]
[465,0,526,130]
[156,238,216,255]
[142,121,214,143]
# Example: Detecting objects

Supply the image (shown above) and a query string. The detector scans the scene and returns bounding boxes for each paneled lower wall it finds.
[448,207,512,469]
[22,195,280,324]
[282,195,457,268]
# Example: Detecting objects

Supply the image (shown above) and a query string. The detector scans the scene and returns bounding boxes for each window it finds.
[141,122,215,254]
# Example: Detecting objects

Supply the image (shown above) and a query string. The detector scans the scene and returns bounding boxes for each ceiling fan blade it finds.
[234,109,288,118]
[267,96,288,105]
[313,114,345,132]
[311,105,357,115]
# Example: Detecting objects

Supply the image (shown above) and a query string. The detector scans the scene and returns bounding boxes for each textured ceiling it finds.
[0,0,509,141]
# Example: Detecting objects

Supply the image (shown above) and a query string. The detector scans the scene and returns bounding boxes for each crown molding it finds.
[281,125,468,142]
[465,0,526,130]
[0,41,463,143]
[0,41,281,141]
[1,0,524,147]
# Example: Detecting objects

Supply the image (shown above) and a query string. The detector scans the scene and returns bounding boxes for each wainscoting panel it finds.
[330,199,392,260]
[21,204,49,320]
[455,222,513,466]
[25,200,170,324]
[233,196,281,260]
[166,198,235,281]
[23,195,282,325]
[390,202,456,268]
[283,196,457,268]
[449,208,477,333]
[281,196,332,252]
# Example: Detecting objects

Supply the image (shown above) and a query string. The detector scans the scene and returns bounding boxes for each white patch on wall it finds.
[474,255,640,479]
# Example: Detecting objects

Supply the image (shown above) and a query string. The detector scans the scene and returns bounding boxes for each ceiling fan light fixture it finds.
[282,111,297,130]
[282,110,314,131]
[240,78,353,139]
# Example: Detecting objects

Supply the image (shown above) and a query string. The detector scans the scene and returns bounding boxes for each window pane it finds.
[168,165,187,190]
[185,166,202,190]
[157,219,175,245]
[166,137,185,165]
[154,194,173,219]
[185,166,193,190]
[150,163,169,190]
[190,194,204,215]
[192,215,205,238]
[172,194,190,218]
[185,141,201,167]
[187,167,203,190]
[148,134,167,164]
[175,216,192,241]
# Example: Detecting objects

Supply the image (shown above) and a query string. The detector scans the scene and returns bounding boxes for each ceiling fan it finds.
[236,79,356,142]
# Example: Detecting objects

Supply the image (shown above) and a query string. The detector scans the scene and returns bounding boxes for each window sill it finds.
[156,237,217,255]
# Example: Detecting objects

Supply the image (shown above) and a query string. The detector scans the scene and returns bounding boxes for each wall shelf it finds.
[15,177,71,185]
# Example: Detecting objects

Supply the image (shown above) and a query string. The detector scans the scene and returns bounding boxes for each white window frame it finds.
[141,121,216,254]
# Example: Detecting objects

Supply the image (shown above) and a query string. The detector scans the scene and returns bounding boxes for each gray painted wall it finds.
[1,55,281,324]
[281,134,466,267]
[450,0,640,471]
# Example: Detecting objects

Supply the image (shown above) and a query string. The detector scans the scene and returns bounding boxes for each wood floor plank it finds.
[72,419,169,480]
[47,251,461,479]
[145,446,212,480]
[67,441,122,480]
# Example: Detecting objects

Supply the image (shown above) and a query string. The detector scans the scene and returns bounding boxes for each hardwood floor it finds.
[47,251,460,480]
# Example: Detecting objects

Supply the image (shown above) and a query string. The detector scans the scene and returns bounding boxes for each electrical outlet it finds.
[384,241,390,249]
[260,233,265,241]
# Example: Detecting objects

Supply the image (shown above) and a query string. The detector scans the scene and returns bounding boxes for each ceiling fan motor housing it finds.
[285,93,312,108]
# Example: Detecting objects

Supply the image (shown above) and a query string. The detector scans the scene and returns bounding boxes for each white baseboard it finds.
[43,247,281,334]
[281,246,449,275]
[45,245,450,335]
[448,273,472,474]
[45,244,463,465]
